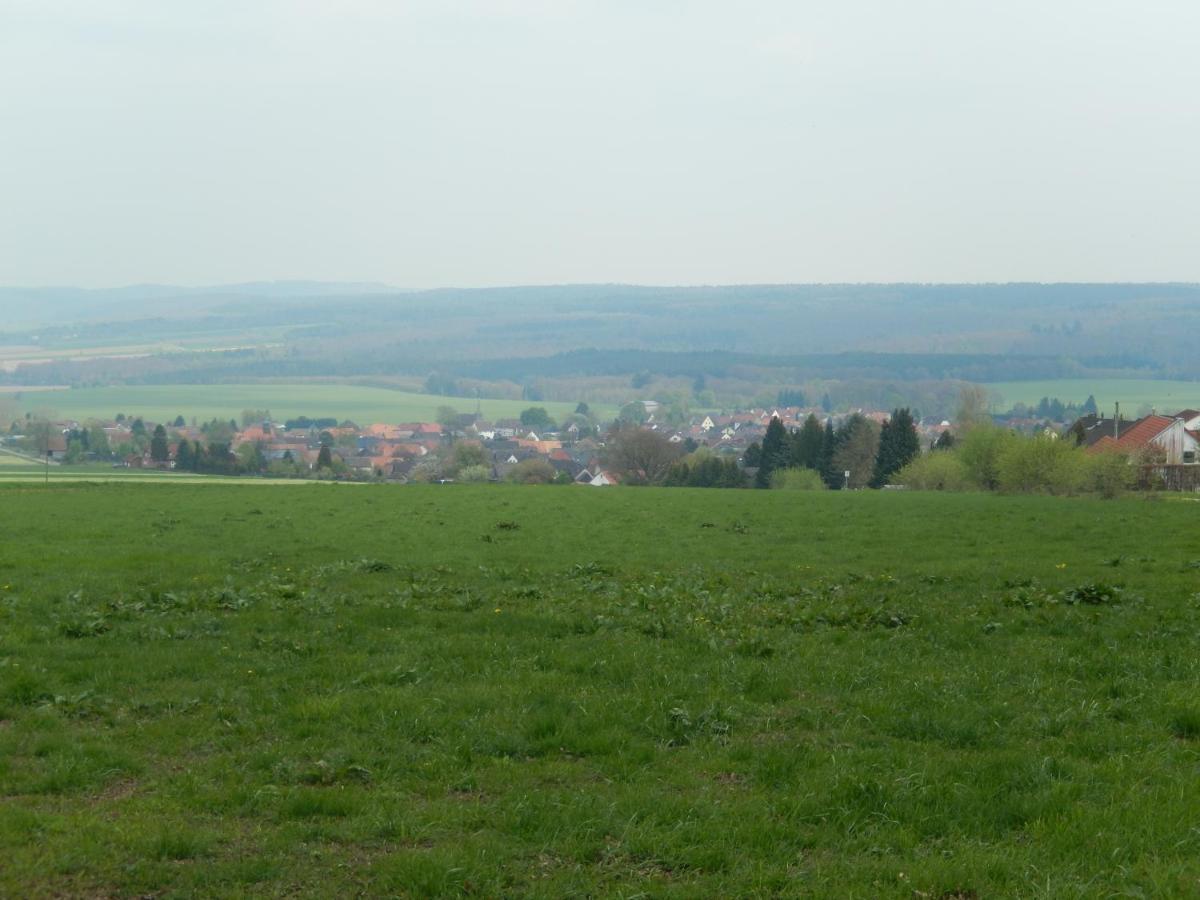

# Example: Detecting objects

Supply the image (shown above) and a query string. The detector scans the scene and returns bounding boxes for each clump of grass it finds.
[1169,709,1200,740]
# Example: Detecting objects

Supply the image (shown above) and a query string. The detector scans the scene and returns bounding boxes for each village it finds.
[7,394,1200,490]
[1,401,945,483]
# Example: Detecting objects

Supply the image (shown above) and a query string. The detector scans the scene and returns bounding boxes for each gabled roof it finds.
[1114,415,1175,450]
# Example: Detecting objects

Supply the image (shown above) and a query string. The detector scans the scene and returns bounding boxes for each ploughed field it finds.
[2,485,1200,897]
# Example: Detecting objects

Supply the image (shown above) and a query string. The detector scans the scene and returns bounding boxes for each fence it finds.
[1139,465,1200,492]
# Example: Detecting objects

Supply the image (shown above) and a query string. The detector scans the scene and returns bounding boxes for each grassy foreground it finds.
[2,485,1200,897]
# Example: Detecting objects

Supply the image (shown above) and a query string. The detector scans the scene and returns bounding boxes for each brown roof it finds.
[1114,415,1174,450]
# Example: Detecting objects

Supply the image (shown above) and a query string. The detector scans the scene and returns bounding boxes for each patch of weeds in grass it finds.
[1003,578,1129,609]
[56,617,110,639]
[666,706,733,746]
[1062,582,1125,605]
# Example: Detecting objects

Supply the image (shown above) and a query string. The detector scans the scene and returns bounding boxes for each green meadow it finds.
[11,383,614,426]
[3,485,1200,897]
[986,378,1200,413]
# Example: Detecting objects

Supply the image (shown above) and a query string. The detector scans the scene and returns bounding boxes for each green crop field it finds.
[12,383,615,426]
[0,451,38,466]
[3,485,1200,897]
[986,378,1200,413]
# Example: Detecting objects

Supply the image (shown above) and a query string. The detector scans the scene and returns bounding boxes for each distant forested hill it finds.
[4,281,1199,360]
[2,283,1199,412]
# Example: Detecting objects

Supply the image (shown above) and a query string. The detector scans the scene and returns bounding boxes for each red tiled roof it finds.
[1114,415,1174,451]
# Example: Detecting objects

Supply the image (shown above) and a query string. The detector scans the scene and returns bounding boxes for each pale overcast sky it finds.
[1,0,1197,288]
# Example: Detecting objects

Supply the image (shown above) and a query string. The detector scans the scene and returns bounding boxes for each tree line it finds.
[744,410,921,490]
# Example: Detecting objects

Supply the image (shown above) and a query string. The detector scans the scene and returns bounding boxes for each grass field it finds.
[0,450,38,466]
[986,378,1200,413]
[3,485,1200,896]
[12,383,615,427]
[0,472,337,485]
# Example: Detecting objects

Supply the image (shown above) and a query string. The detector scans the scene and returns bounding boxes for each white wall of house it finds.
[1151,419,1200,464]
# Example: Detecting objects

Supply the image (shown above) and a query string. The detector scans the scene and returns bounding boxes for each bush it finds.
[770,468,827,491]
[457,464,492,483]
[892,452,970,491]
[957,425,1017,490]
[507,459,557,484]
[1085,450,1135,498]
[996,434,1087,495]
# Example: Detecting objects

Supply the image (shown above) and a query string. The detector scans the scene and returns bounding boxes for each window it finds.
[1185,451,1196,464]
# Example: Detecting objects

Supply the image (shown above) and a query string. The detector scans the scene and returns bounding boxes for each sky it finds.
[1,0,1198,288]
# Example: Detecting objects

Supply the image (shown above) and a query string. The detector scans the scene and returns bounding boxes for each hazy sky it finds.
[2,1,1198,288]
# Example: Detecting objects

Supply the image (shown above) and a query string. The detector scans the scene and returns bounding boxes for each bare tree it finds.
[832,415,881,489]
[603,426,683,485]
[954,385,993,433]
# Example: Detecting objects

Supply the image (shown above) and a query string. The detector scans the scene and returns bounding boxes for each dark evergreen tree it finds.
[870,408,920,488]
[819,419,840,488]
[820,393,833,413]
[173,415,186,427]
[150,424,169,462]
[743,442,762,468]
[1082,394,1098,415]
[934,430,956,450]
[792,413,824,470]
[755,416,789,488]
[317,445,333,469]
[1067,418,1087,446]
[176,439,193,470]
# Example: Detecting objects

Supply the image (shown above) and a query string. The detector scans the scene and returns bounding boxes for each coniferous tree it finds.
[176,440,193,470]
[150,424,169,462]
[793,413,824,470]
[1082,394,1098,416]
[755,416,789,488]
[870,408,920,488]
[317,445,333,469]
[819,419,840,488]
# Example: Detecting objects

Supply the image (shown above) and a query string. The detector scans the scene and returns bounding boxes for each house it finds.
[1087,414,1200,464]
[1176,409,1200,431]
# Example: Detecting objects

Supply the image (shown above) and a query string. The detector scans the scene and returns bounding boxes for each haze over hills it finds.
[0,282,403,328]
[4,281,1200,416]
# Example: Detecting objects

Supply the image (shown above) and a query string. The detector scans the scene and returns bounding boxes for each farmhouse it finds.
[1086,413,1200,464]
